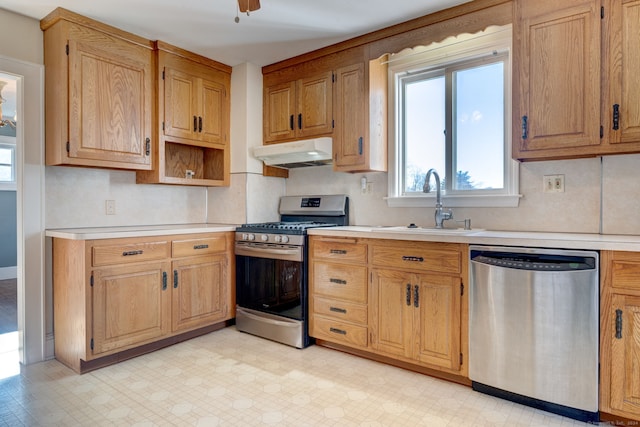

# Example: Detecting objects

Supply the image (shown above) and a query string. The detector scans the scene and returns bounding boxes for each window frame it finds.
[386,25,520,208]
[0,136,16,191]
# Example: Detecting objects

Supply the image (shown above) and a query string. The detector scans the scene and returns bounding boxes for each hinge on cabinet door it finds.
[332,119,335,129]
[65,44,69,55]
[601,6,604,19]
[90,274,94,287]
[162,69,165,80]
[600,125,604,139]
[332,73,335,83]
[460,353,463,365]
[90,338,94,350]
[461,283,464,296]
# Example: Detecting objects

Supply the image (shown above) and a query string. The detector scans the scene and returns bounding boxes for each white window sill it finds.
[385,194,522,208]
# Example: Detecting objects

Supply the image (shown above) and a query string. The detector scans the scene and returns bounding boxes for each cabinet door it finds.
[200,78,227,144]
[68,38,152,168]
[610,294,640,414]
[264,81,296,142]
[604,0,640,146]
[164,66,199,141]
[171,255,227,332]
[333,63,366,170]
[370,269,414,359]
[297,71,333,138]
[513,0,601,158]
[414,274,461,371]
[92,261,170,355]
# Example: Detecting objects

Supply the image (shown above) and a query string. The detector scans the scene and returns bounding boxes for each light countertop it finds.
[45,223,237,240]
[308,226,640,252]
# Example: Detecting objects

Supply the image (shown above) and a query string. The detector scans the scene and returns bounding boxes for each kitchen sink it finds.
[370,225,483,235]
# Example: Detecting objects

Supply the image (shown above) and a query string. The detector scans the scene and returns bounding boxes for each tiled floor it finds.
[0,328,596,426]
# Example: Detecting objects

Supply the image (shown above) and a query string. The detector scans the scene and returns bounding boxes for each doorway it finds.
[0,56,46,370]
[0,73,19,378]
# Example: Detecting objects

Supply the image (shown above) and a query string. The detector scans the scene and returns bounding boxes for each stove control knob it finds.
[246,233,255,241]
[280,235,289,244]
[274,235,281,243]
[261,234,269,242]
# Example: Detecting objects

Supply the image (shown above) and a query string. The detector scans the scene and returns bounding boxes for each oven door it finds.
[235,242,306,321]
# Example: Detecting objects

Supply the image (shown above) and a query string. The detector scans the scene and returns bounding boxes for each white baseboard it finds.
[0,266,17,280]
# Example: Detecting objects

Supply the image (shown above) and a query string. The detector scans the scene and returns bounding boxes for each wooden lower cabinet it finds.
[52,232,234,373]
[171,254,228,333]
[309,236,467,378]
[601,251,640,421]
[370,269,461,371]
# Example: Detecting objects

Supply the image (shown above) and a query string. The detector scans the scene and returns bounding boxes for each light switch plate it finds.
[543,175,565,193]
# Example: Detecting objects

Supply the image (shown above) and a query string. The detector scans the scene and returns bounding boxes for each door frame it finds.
[0,54,46,364]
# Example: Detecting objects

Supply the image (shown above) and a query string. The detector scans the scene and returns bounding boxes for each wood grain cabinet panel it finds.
[41,8,154,170]
[601,251,640,421]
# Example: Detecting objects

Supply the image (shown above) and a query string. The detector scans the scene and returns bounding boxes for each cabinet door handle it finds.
[329,306,347,314]
[613,104,620,131]
[289,114,294,130]
[122,250,143,256]
[330,278,347,285]
[414,285,419,308]
[162,271,167,290]
[358,136,363,155]
[173,270,178,288]
[193,244,209,250]
[406,283,411,306]
[329,327,347,335]
[145,137,150,156]
[298,113,302,129]
[402,256,424,262]
[521,115,528,139]
[193,115,198,132]
[198,116,203,132]
[615,309,623,339]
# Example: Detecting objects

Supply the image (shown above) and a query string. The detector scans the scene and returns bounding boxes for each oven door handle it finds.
[235,244,303,261]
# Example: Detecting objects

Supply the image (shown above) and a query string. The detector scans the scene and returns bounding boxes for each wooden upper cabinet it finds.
[263,70,333,143]
[163,54,229,146]
[137,42,231,187]
[602,0,640,149]
[333,59,387,173]
[513,0,601,160]
[41,8,154,170]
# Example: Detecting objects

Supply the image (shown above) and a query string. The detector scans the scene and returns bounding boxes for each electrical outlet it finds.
[543,175,565,193]
[105,200,116,215]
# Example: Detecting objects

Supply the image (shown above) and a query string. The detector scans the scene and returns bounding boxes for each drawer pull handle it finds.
[414,285,419,308]
[329,327,347,335]
[193,244,209,250]
[402,256,424,262]
[123,250,144,256]
[330,278,347,285]
[329,306,347,314]
[615,309,623,339]
[173,270,178,288]
[406,284,411,306]
[330,249,347,255]
[162,272,167,291]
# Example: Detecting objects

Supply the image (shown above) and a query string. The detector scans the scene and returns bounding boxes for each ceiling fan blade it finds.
[238,0,260,13]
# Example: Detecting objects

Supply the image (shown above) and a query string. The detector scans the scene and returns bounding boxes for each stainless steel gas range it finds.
[234,195,349,348]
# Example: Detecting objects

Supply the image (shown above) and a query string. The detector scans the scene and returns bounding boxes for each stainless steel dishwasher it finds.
[469,245,599,423]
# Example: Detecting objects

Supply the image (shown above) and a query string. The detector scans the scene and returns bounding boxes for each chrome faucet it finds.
[423,168,453,228]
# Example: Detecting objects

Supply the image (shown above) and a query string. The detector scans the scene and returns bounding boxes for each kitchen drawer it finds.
[92,241,170,267]
[311,238,367,263]
[313,296,367,325]
[313,262,367,303]
[172,235,226,258]
[370,241,461,274]
[608,252,640,291]
[311,315,368,348]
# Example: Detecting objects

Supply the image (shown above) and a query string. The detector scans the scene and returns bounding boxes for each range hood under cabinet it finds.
[252,137,332,169]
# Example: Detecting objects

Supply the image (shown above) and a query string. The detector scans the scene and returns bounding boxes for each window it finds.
[0,138,16,190]
[387,25,520,208]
